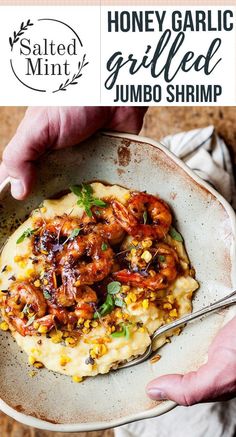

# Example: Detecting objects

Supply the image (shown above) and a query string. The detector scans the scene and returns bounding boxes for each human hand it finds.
[0,106,147,199]
[146,316,236,405]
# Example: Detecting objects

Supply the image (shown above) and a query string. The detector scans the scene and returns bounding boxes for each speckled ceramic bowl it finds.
[0,132,236,432]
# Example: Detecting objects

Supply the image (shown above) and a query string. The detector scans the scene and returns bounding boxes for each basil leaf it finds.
[114,298,125,308]
[101,242,108,251]
[70,185,82,196]
[70,183,107,217]
[25,315,35,327]
[107,281,121,295]
[111,324,130,339]
[169,226,184,242]
[158,255,166,262]
[92,199,107,207]
[93,294,114,319]
[70,228,81,239]
[17,227,40,244]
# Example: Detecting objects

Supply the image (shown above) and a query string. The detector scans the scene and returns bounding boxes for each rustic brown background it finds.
[0,106,236,436]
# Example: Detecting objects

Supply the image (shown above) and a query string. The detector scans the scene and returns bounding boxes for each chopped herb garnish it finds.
[70,184,107,218]
[22,304,30,314]
[25,315,35,327]
[111,324,130,339]
[107,281,121,295]
[169,226,184,242]
[43,290,52,300]
[143,210,148,224]
[93,294,114,319]
[17,227,40,244]
[69,228,81,239]
[158,255,166,262]
[101,242,108,251]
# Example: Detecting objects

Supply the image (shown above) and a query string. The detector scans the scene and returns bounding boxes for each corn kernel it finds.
[111,325,116,332]
[41,207,47,213]
[33,361,44,369]
[121,285,130,293]
[33,322,39,330]
[124,193,130,200]
[132,240,139,246]
[167,295,175,304]
[163,303,172,310]
[141,239,152,248]
[41,250,48,255]
[77,317,84,325]
[149,270,156,277]
[100,344,108,356]
[34,280,41,288]
[19,312,25,319]
[72,375,83,383]
[50,331,63,344]
[124,295,131,305]
[65,337,76,346]
[138,327,145,333]
[91,321,98,328]
[38,325,48,334]
[116,310,122,318]
[90,351,96,359]
[169,309,178,318]
[129,292,137,303]
[0,321,9,331]
[60,355,71,366]
[28,355,36,365]
[43,279,48,285]
[141,250,152,263]
[74,280,81,287]
[142,299,149,310]
[14,255,23,262]
[18,261,26,269]
[84,320,91,328]
[26,269,34,277]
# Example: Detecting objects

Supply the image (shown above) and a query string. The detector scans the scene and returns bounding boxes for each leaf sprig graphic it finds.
[53,54,89,93]
[9,19,34,51]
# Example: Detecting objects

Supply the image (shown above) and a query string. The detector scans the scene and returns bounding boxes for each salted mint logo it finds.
[9,18,88,93]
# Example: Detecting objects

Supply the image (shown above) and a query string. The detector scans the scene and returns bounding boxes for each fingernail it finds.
[10,178,24,199]
[146,388,167,400]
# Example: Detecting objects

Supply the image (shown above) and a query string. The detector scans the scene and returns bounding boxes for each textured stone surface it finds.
[0,105,235,436]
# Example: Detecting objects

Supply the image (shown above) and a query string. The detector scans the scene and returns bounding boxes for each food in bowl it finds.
[0,182,198,381]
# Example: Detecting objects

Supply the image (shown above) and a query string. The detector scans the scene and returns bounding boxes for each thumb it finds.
[0,107,53,199]
[146,360,224,406]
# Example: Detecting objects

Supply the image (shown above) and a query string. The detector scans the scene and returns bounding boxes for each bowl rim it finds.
[0,130,235,432]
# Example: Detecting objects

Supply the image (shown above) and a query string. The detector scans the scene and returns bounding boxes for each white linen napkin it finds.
[114,125,236,437]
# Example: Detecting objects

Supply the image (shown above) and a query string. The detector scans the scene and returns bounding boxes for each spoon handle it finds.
[152,289,236,342]
[117,290,236,370]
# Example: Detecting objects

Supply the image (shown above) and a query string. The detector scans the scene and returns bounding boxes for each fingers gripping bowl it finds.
[0,132,235,431]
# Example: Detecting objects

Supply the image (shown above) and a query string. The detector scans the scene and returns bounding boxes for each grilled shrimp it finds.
[92,205,125,245]
[60,233,114,285]
[112,192,172,240]
[4,282,55,336]
[113,243,178,290]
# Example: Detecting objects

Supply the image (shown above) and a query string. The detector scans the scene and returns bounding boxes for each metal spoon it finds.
[117,289,236,369]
